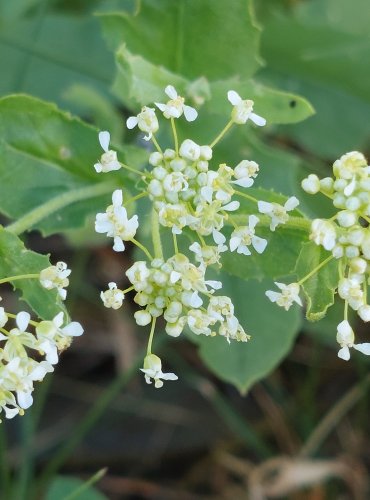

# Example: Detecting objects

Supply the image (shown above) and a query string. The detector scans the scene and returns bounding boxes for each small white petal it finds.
[154,102,166,112]
[190,292,203,308]
[99,131,110,152]
[229,236,240,252]
[16,311,30,332]
[213,229,226,245]
[353,343,370,355]
[227,90,241,105]
[126,116,138,129]
[165,85,177,99]
[205,280,222,290]
[249,214,259,229]
[285,196,300,211]
[113,237,125,252]
[161,372,178,381]
[252,236,268,254]
[201,186,213,203]
[338,346,351,361]
[170,271,181,284]
[183,105,198,122]
[17,391,33,409]
[53,312,64,328]
[265,290,279,303]
[249,113,266,127]
[222,201,240,211]
[257,201,272,214]
[62,322,84,337]
[231,178,254,188]
[112,189,123,206]
[94,163,103,173]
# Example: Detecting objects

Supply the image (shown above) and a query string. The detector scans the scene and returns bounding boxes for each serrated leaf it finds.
[0,94,142,236]
[99,0,262,81]
[295,242,339,321]
[192,276,302,393]
[0,227,64,319]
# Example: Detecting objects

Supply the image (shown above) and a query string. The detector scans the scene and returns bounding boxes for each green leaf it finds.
[193,276,302,393]
[295,242,339,321]
[99,0,262,81]
[260,0,370,156]
[0,227,64,319]
[46,475,107,500]
[0,94,142,236]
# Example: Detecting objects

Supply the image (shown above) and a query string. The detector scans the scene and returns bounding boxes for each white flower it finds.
[0,307,8,328]
[95,190,139,252]
[94,131,121,173]
[336,320,370,360]
[231,160,259,188]
[187,309,214,336]
[310,219,337,251]
[0,391,22,420]
[338,277,364,311]
[126,106,159,141]
[36,311,83,362]
[229,215,267,255]
[227,90,266,126]
[0,312,38,360]
[140,354,178,388]
[101,282,125,309]
[40,261,71,300]
[265,282,302,311]
[189,242,227,268]
[258,196,299,231]
[155,85,197,121]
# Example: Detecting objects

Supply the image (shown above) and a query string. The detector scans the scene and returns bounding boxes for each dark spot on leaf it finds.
[289,100,297,108]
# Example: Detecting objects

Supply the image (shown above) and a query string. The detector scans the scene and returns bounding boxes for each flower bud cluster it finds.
[93,84,307,388]
[39,261,71,300]
[266,151,370,362]
[0,306,83,421]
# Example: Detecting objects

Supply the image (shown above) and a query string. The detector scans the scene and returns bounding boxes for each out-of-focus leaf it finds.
[193,276,302,393]
[0,227,64,319]
[46,475,107,500]
[295,242,339,321]
[0,14,114,109]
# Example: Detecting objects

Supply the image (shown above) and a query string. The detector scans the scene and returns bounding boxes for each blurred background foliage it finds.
[0,0,369,498]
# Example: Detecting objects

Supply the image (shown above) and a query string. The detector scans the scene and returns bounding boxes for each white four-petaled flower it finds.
[94,131,121,173]
[140,354,178,388]
[265,282,302,311]
[258,196,299,231]
[336,320,370,361]
[227,91,266,126]
[155,85,197,122]
[229,215,267,255]
[126,106,159,141]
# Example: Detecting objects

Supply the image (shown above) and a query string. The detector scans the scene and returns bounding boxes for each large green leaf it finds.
[99,0,262,81]
[0,94,143,236]
[193,276,302,393]
[0,13,114,109]
[113,47,314,125]
[295,242,339,321]
[260,0,370,156]
[0,227,64,319]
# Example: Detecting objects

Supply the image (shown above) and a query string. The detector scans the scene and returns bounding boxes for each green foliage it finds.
[0,227,64,319]
[98,0,314,125]
[0,94,143,236]
[295,242,340,321]
[46,475,107,500]
[193,276,302,394]
[260,0,370,156]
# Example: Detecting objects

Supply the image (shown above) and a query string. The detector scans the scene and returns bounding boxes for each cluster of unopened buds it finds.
[266,152,370,361]
[93,85,306,388]
[0,262,83,420]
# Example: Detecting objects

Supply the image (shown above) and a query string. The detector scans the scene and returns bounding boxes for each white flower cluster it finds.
[93,85,307,388]
[0,307,83,420]
[266,151,370,362]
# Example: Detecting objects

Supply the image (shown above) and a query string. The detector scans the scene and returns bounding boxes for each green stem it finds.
[122,285,134,294]
[0,273,39,285]
[173,233,179,254]
[130,238,153,261]
[232,214,311,232]
[123,191,148,207]
[209,120,234,148]
[151,135,163,154]
[151,209,163,259]
[6,312,38,327]
[234,189,259,204]
[298,255,334,286]
[147,318,157,355]
[344,300,349,321]
[7,182,114,236]
[170,117,179,154]
[120,163,145,176]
